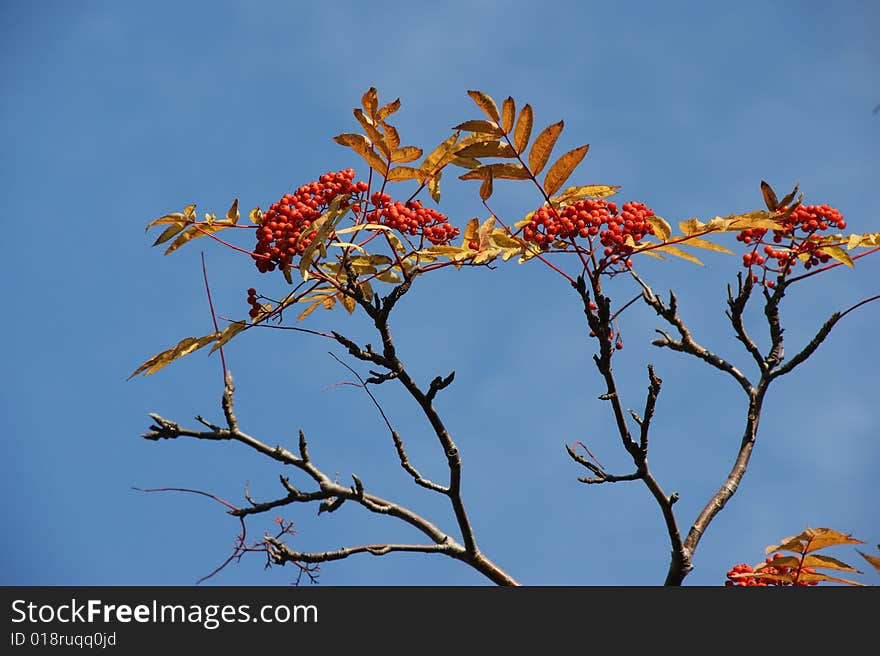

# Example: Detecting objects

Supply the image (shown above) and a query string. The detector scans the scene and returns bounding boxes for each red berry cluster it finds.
[725,554,818,586]
[246,287,261,319]
[253,169,369,273]
[737,204,846,283]
[521,199,656,267]
[364,193,460,245]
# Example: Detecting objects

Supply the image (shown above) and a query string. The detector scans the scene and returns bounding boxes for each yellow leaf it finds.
[677,236,733,254]
[472,248,501,265]
[462,218,479,245]
[361,87,378,118]
[528,120,564,176]
[359,280,374,303]
[646,216,671,240]
[551,185,621,205]
[249,207,262,225]
[164,223,230,255]
[459,163,529,181]
[846,233,862,250]
[335,223,391,236]
[424,245,467,256]
[467,90,500,123]
[650,244,704,265]
[501,96,515,133]
[226,198,239,224]
[296,298,325,322]
[375,269,403,283]
[391,146,422,163]
[340,293,356,314]
[321,295,337,310]
[129,333,219,378]
[145,211,188,231]
[490,228,521,249]
[478,216,496,249]
[299,198,349,279]
[513,104,533,153]
[384,124,400,152]
[328,241,367,254]
[451,156,481,169]
[453,120,504,135]
[354,108,390,158]
[151,223,186,246]
[820,245,854,268]
[422,132,460,174]
[429,172,441,203]
[455,141,517,159]
[387,166,426,182]
[543,144,589,197]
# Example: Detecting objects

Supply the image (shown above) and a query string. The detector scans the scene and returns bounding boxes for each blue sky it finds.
[2,0,877,586]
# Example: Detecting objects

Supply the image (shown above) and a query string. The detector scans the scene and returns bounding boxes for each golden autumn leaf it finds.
[489,228,522,250]
[249,207,262,225]
[857,548,880,574]
[543,144,589,197]
[646,216,671,241]
[384,123,400,152]
[145,210,189,231]
[455,141,517,159]
[429,171,442,203]
[501,96,515,133]
[453,119,504,135]
[777,182,801,209]
[766,527,863,555]
[422,132,461,174]
[151,223,186,246]
[551,185,621,205]
[467,90,500,123]
[648,244,704,265]
[461,217,479,246]
[387,166,426,182]
[819,245,854,268]
[361,87,378,118]
[459,163,530,181]
[340,293,356,314]
[513,104,533,153]
[391,146,423,163]
[354,108,390,157]
[528,121,564,176]
[164,223,230,255]
[377,97,401,120]
[129,333,219,379]
[677,236,733,254]
[479,168,493,200]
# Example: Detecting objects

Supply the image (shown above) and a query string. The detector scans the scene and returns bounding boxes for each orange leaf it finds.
[528,120,564,175]
[467,90,500,122]
[543,144,589,196]
[513,104,533,153]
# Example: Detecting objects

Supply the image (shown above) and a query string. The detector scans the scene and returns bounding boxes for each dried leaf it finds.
[459,163,530,181]
[361,87,378,118]
[145,211,188,231]
[467,90,500,123]
[650,244,704,265]
[529,121,564,176]
[129,333,218,378]
[429,171,442,203]
[479,167,493,201]
[249,207,262,225]
[340,293,356,314]
[543,144,589,197]
[164,223,231,255]
[501,96,515,133]
[513,104,533,153]
[551,185,621,205]
[857,548,880,574]
[151,223,186,246]
[296,298,325,322]
[760,180,779,211]
[377,98,401,120]
[422,132,461,174]
[455,141,517,159]
[678,236,733,254]
[777,182,800,209]
[384,124,400,152]
[391,146,423,163]
[387,166,426,182]
[646,216,671,241]
[453,120,504,135]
